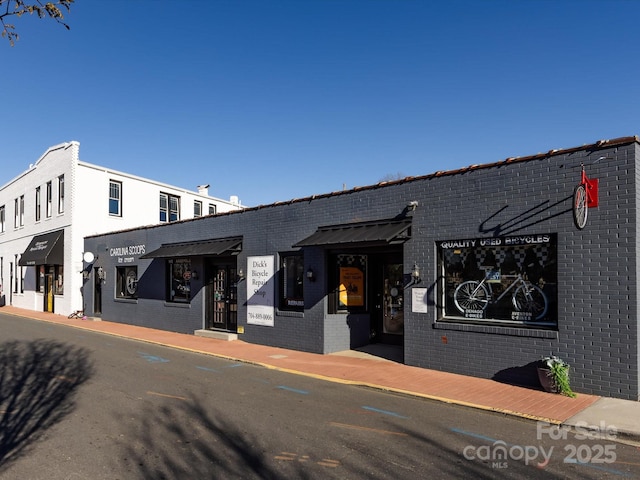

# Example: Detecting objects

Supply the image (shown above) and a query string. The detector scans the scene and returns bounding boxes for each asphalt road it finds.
[1,313,639,479]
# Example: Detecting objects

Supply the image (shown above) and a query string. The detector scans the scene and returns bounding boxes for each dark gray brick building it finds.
[83,136,640,401]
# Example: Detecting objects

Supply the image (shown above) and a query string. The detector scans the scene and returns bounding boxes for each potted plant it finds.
[537,355,576,398]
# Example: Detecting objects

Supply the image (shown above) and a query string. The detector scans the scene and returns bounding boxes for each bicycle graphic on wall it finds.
[453,269,548,321]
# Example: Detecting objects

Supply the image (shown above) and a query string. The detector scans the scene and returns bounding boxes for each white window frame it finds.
[169,195,179,221]
[58,175,65,214]
[35,186,41,221]
[109,180,122,216]
[46,181,52,218]
[160,193,180,222]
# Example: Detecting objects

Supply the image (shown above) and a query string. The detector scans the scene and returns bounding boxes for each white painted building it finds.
[0,141,243,316]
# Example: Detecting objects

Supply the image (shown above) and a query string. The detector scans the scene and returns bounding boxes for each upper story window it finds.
[160,193,180,222]
[0,205,5,233]
[14,196,24,228]
[46,181,52,218]
[109,180,122,216]
[169,195,179,221]
[208,204,217,215]
[35,186,41,221]
[160,194,167,222]
[194,200,202,218]
[58,175,65,214]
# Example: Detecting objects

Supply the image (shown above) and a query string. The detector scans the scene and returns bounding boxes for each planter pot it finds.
[537,367,559,393]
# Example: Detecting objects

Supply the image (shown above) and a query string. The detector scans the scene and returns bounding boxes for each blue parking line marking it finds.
[450,427,498,443]
[252,378,271,384]
[223,363,244,368]
[137,352,170,363]
[277,385,309,395]
[362,406,408,419]
[196,366,220,373]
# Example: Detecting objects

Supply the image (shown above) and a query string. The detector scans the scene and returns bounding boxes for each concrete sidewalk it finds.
[2,305,639,445]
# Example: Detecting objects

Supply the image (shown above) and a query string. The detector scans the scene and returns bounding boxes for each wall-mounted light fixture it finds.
[411,263,421,283]
[191,270,198,280]
[236,269,245,282]
[306,267,315,282]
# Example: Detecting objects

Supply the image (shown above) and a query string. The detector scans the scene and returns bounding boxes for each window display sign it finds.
[339,266,364,307]
[438,234,557,326]
[247,255,275,326]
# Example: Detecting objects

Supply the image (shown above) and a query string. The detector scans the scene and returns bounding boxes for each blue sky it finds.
[2,0,638,207]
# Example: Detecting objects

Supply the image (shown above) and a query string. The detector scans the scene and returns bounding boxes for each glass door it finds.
[382,263,404,336]
[371,254,404,345]
[205,265,237,331]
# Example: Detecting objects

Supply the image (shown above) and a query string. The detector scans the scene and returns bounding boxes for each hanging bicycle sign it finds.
[573,162,599,230]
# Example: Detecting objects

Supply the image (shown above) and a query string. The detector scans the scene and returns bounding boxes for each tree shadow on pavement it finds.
[120,394,307,480]
[0,339,94,471]
[119,395,575,480]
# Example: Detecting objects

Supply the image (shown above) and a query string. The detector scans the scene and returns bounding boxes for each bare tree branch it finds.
[0,0,74,46]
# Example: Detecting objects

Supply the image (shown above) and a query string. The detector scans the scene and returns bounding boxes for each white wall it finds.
[0,141,243,316]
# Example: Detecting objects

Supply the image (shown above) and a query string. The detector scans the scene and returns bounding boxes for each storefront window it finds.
[54,265,63,295]
[438,234,557,327]
[116,266,138,299]
[37,265,45,292]
[279,253,304,311]
[330,254,367,313]
[167,258,191,303]
[35,265,64,295]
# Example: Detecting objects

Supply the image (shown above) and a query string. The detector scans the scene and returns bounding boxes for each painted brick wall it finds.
[401,143,639,401]
[85,140,640,400]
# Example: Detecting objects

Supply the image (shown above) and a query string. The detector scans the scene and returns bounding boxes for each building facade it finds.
[0,141,243,316]
[83,136,639,401]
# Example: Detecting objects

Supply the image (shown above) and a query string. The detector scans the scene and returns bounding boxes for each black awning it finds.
[293,219,411,247]
[19,230,64,266]
[140,237,243,259]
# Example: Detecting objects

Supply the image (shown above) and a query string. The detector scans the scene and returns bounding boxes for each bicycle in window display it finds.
[453,269,548,321]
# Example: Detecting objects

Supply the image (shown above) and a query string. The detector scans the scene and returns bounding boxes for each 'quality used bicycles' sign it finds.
[438,234,557,326]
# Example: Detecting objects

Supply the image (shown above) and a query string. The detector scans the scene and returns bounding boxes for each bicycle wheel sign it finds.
[438,234,557,326]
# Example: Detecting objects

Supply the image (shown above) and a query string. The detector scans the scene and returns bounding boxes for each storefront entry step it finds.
[194,329,238,341]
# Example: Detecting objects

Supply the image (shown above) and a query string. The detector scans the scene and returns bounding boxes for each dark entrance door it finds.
[371,254,404,345]
[93,267,102,315]
[205,264,238,331]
